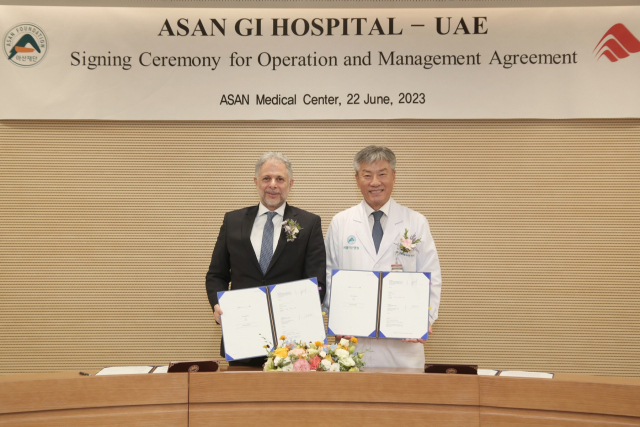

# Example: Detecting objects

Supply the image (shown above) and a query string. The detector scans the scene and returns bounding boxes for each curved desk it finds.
[190,369,479,426]
[0,371,188,427]
[2,369,639,427]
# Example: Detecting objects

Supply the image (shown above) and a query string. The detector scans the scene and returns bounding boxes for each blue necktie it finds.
[372,211,384,254]
[259,211,277,275]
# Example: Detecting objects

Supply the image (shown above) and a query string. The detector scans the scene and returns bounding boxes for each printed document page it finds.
[500,371,554,378]
[270,278,326,344]
[379,272,431,339]
[327,270,380,337]
[218,287,274,361]
[96,366,155,375]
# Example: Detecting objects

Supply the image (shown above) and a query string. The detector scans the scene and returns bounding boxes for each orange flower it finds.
[280,335,286,340]
[314,341,322,347]
[350,337,358,344]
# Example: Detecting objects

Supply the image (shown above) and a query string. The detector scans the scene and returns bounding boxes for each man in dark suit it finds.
[205,152,326,367]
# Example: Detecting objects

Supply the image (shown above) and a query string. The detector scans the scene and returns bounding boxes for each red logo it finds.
[594,23,640,62]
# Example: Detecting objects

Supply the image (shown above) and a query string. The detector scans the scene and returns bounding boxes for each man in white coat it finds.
[323,145,441,368]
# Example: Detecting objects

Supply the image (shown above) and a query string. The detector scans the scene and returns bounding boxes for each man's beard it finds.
[262,192,285,208]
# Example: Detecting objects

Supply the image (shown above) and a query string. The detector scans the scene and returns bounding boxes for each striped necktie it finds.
[259,211,278,274]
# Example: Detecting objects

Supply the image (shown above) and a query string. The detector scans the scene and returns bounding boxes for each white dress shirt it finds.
[250,203,285,262]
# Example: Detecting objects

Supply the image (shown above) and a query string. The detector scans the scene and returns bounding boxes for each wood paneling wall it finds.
[1,119,639,375]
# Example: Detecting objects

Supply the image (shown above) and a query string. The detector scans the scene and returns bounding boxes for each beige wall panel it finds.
[1,119,639,375]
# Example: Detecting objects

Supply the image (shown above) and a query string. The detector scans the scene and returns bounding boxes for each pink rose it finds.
[401,238,414,249]
[290,348,307,358]
[293,358,311,372]
[308,356,322,371]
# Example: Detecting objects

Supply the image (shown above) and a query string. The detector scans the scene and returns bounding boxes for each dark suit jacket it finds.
[205,203,326,358]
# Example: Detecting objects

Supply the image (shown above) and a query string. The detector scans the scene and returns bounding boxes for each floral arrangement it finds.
[282,219,302,242]
[264,336,365,372]
[397,229,422,254]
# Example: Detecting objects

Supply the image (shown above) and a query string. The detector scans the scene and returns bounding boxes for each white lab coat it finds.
[323,198,441,368]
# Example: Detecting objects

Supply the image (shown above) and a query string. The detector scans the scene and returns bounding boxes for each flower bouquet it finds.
[263,336,365,372]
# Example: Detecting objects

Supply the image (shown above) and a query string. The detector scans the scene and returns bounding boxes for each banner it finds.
[1,6,639,120]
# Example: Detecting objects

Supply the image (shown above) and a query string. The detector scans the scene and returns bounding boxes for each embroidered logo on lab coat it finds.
[344,235,359,250]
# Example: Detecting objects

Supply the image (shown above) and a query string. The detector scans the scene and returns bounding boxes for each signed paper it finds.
[328,270,380,337]
[478,369,500,376]
[270,279,326,344]
[500,371,554,378]
[218,287,274,361]
[96,366,155,375]
[379,272,431,339]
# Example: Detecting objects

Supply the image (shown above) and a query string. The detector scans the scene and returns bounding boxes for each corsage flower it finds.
[397,229,422,254]
[282,219,302,242]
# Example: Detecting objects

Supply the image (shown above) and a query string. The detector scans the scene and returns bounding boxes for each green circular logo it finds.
[4,23,48,67]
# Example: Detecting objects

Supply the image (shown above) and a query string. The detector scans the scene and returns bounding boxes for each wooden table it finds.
[0,370,188,427]
[2,369,639,427]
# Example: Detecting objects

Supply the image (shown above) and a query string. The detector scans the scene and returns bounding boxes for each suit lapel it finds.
[354,201,377,261]
[265,203,294,275]
[375,198,404,263]
[242,205,262,273]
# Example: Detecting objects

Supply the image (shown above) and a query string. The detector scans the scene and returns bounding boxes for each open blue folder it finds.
[327,270,431,340]
[218,278,327,361]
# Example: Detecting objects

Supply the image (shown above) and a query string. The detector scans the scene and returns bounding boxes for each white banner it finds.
[1,6,639,120]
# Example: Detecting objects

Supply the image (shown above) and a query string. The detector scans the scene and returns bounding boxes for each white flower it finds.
[264,358,275,371]
[335,348,349,359]
[329,363,340,372]
[282,220,302,242]
[319,350,327,358]
[339,338,350,347]
[320,359,332,370]
[282,362,293,372]
[340,356,355,367]
[273,356,282,366]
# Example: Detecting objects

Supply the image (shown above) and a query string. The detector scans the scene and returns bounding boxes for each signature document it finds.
[327,270,380,338]
[218,278,325,361]
[270,279,326,345]
[327,270,431,340]
[379,271,431,340]
[218,287,274,361]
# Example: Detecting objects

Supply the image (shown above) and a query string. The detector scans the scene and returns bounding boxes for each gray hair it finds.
[353,145,397,173]
[255,152,293,179]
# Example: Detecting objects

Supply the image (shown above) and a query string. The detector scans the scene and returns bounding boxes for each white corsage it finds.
[282,219,302,242]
